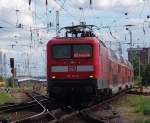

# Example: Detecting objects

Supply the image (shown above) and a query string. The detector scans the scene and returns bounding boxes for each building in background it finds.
[127,47,150,65]
[140,48,150,65]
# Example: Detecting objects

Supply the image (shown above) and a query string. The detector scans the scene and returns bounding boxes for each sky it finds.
[0,0,150,77]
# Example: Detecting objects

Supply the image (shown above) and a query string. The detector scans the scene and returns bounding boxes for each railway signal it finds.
[10,58,16,87]
[10,58,14,68]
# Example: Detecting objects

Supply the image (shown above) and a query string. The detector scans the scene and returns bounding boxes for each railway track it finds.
[0,92,59,123]
[0,93,49,114]
[127,91,150,96]
[127,85,150,96]
[78,91,126,123]
[0,90,128,123]
[46,91,126,123]
[12,92,52,123]
[46,91,127,123]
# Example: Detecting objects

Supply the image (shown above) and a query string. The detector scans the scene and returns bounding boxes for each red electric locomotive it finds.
[47,25,134,102]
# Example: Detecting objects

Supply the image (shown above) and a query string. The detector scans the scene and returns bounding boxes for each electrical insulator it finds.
[90,0,92,6]
[29,0,31,6]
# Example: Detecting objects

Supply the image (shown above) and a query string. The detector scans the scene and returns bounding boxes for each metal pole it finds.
[4,54,6,78]
[139,54,141,82]
[129,30,132,47]
[0,52,2,76]
[13,68,14,88]
[56,11,59,37]
[139,53,143,92]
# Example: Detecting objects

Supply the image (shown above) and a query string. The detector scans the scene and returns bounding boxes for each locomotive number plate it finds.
[68,66,77,72]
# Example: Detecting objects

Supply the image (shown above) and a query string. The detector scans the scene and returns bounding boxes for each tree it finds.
[142,64,150,82]
[132,53,145,80]
[0,76,3,81]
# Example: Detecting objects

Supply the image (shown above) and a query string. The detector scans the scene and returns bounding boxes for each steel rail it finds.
[0,99,48,114]
[11,93,47,123]
[0,91,48,113]
[0,100,34,110]
[78,90,129,123]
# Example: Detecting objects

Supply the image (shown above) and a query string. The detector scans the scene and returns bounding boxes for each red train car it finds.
[47,25,134,101]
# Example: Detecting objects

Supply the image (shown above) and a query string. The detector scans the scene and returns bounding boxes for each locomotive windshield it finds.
[73,45,92,58]
[52,44,92,59]
[52,45,71,58]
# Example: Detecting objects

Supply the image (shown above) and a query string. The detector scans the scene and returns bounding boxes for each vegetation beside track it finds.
[127,95,150,115]
[0,92,30,105]
[113,94,150,123]
[0,93,12,105]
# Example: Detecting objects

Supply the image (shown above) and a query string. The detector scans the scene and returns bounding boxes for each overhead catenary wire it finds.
[1,1,150,41]
[53,0,79,22]
[0,19,16,27]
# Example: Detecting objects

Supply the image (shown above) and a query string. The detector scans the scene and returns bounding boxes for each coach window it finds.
[52,45,71,58]
[73,45,92,58]
[109,61,112,71]
[125,68,127,74]
[128,76,130,82]
[99,44,101,55]
[118,64,121,73]
[112,75,117,86]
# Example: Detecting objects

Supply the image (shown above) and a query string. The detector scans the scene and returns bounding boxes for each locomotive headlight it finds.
[89,75,94,78]
[52,76,56,79]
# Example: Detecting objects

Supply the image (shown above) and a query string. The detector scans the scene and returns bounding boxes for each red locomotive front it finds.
[47,39,98,80]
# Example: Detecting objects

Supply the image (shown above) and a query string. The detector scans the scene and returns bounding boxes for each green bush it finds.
[0,93,11,105]
[127,95,150,115]
[0,76,3,81]
[144,120,150,123]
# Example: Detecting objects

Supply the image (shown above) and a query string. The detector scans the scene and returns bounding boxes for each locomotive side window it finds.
[73,45,92,58]
[52,45,71,58]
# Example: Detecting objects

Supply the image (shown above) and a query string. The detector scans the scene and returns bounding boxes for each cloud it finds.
[72,0,144,10]
[0,0,61,26]
[127,18,144,25]
[20,13,33,25]
[116,0,143,8]
[0,0,28,10]
[0,0,31,26]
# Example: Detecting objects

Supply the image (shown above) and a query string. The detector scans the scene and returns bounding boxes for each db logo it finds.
[68,66,77,72]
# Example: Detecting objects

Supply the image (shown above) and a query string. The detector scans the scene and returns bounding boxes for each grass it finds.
[127,95,150,115]
[145,120,150,123]
[0,93,11,105]
[114,94,150,123]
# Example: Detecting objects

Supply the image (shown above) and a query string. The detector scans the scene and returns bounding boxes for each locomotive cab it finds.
[50,43,95,80]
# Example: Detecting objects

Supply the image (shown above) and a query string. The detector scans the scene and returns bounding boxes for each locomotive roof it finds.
[63,25,95,30]
[57,24,105,43]
[60,24,100,33]
[49,36,106,47]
